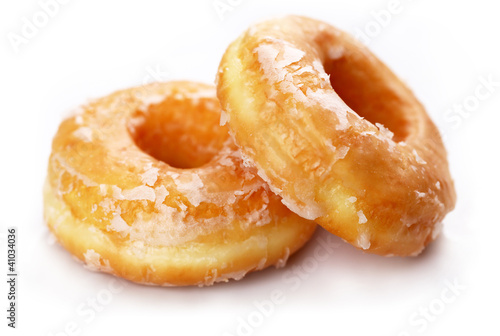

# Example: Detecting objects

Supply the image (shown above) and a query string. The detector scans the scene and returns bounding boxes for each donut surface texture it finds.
[44,81,316,286]
[216,16,456,256]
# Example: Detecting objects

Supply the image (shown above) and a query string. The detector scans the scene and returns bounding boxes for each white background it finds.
[1,0,499,335]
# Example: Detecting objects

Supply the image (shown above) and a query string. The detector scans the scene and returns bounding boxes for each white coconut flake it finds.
[275,247,290,269]
[293,65,315,76]
[401,214,418,228]
[255,41,305,85]
[128,115,146,130]
[243,203,271,228]
[75,115,84,125]
[240,152,255,168]
[219,157,234,167]
[324,139,337,152]
[83,249,112,273]
[174,174,205,207]
[111,186,123,199]
[255,44,281,81]
[99,184,107,195]
[312,60,330,82]
[256,257,267,270]
[375,122,394,140]
[127,240,146,258]
[435,181,441,190]
[278,44,306,68]
[177,202,187,211]
[413,149,427,165]
[278,72,309,104]
[305,88,349,130]
[415,191,426,198]
[328,45,344,60]
[99,198,117,214]
[121,186,156,202]
[356,232,371,250]
[357,210,367,224]
[154,186,169,209]
[432,222,443,240]
[220,109,230,126]
[83,249,101,271]
[336,146,350,160]
[141,167,160,186]
[167,171,180,179]
[348,196,357,203]
[281,197,322,220]
[108,214,130,236]
[214,270,249,283]
[73,127,93,142]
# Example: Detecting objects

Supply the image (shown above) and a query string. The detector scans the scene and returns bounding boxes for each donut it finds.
[43,81,316,286]
[216,16,456,256]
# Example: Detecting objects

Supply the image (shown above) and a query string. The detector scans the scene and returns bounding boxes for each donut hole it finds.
[323,51,411,141]
[129,95,228,169]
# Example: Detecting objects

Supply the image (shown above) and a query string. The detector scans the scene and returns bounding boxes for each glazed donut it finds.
[216,16,456,256]
[44,81,316,286]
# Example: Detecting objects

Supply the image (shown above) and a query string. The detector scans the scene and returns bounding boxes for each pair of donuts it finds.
[44,16,456,286]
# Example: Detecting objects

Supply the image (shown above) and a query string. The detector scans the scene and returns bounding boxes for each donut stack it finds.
[44,16,456,286]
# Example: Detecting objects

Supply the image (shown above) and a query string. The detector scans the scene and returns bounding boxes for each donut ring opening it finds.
[322,42,411,142]
[129,93,227,169]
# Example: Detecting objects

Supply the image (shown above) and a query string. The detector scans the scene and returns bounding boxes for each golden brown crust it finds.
[216,16,456,256]
[44,81,316,286]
